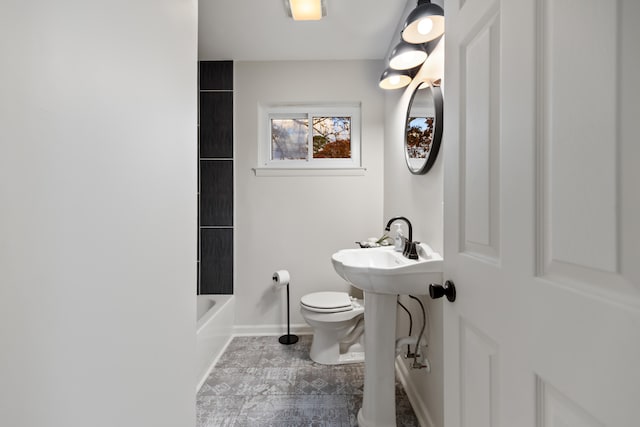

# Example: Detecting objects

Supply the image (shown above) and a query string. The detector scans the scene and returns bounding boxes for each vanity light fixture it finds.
[379,68,413,90]
[402,0,445,44]
[388,41,428,70]
[285,0,326,21]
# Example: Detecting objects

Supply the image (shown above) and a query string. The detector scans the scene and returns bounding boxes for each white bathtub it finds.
[196,294,234,390]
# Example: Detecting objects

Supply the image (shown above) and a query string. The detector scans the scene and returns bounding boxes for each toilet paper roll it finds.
[272,270,290,290]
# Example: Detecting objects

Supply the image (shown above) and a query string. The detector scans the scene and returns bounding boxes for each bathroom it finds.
[196,56,445,424]
[196,1,446,423]
[2,1,638,427]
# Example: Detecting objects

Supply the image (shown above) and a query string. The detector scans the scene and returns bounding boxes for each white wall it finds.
[0,1,197,426]
[234,60,385,331]
[384,66,445,426]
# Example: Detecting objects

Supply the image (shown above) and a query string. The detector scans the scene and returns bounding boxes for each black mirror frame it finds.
[404,83,443,175]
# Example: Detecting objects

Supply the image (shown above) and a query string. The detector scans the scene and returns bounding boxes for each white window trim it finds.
[255,103,364,176]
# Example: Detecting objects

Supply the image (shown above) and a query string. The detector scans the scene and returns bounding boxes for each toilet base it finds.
[310,337,365,365]
[335,349,365,365]
[309,324,365,365]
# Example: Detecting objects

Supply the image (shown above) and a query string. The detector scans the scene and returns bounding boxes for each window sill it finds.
[252,167,367,177]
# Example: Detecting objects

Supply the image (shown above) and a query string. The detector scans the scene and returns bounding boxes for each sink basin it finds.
[331,243,443,295]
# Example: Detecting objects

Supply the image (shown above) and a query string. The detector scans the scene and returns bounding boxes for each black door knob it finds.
[429,280,456,302]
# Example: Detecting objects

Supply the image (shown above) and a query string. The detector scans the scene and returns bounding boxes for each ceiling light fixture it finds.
[379,68,413,90]
[285,0,326,21]
[388,41,428,70]
[402,0,445,44]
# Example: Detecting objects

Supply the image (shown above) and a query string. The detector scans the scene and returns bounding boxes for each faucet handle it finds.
[403,240,420,260]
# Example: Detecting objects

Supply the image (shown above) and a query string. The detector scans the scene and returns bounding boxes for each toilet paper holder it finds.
[273,270,299,345]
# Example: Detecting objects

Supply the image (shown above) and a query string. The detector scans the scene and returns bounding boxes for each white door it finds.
[443,0,640,426]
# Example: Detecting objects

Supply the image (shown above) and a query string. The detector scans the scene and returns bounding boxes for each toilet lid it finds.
[300,291,352,312]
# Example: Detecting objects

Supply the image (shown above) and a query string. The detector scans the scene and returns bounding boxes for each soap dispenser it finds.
[394,223,404,252]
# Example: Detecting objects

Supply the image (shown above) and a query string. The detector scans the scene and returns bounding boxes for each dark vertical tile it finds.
[200,60,233,91]
[196,261,201,295]
[200,160,233,226]
[198,60,234,296]
[200,228,233,294]
[200,92,233,158]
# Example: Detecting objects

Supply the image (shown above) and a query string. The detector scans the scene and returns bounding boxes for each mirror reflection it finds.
[405,82,443,174]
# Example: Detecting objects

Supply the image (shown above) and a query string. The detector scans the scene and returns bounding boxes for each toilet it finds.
[300,291,365,365]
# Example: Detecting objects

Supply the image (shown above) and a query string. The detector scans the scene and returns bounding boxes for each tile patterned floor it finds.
[197,335,419,426]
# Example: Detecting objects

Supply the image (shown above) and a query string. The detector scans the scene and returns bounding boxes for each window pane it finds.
[312,116,351,159]
[271,118,308,160]
[406,116,434,158]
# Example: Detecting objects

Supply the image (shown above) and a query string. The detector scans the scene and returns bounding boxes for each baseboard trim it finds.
[395,356,435,427]
[232,323,313,336]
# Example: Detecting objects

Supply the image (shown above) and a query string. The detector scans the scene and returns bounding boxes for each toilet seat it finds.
[300,291,353,313]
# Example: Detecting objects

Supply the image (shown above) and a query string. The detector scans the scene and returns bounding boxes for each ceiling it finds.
[198,0,412,61]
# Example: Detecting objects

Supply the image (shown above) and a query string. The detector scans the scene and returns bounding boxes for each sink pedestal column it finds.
[357,291,398,427]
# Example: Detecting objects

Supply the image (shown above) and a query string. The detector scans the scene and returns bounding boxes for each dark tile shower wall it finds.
[198,61,234,295]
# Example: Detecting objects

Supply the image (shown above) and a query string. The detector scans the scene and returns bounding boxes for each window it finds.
[257,104,362,175]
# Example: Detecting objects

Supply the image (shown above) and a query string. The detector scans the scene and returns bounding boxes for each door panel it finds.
[460,10,500,261]
[444,0,640,426]
[540,0,618,276]
[620,2,640,290]
[538,379,605,427]
[460,320,499,427]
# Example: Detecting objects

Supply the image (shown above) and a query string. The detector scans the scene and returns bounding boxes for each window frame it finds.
[257,103,363,174]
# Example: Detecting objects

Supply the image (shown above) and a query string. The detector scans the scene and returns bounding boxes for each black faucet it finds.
[384,216,413,242]
[384,216,419,260]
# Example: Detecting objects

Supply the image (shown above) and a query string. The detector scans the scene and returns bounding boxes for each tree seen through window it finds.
[271,116,352,160]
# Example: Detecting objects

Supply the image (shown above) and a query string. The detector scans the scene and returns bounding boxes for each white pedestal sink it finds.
[331,243,443,427]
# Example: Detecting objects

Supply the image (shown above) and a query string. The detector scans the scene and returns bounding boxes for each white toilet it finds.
[300,291,365,365]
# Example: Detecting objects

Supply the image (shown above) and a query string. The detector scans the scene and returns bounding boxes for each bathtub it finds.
[196,294,234,390]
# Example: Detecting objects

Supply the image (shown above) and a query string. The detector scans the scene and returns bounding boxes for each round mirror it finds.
[404,82,443,174]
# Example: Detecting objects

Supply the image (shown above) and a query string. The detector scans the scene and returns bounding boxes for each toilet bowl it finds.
[300,291,365,365]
